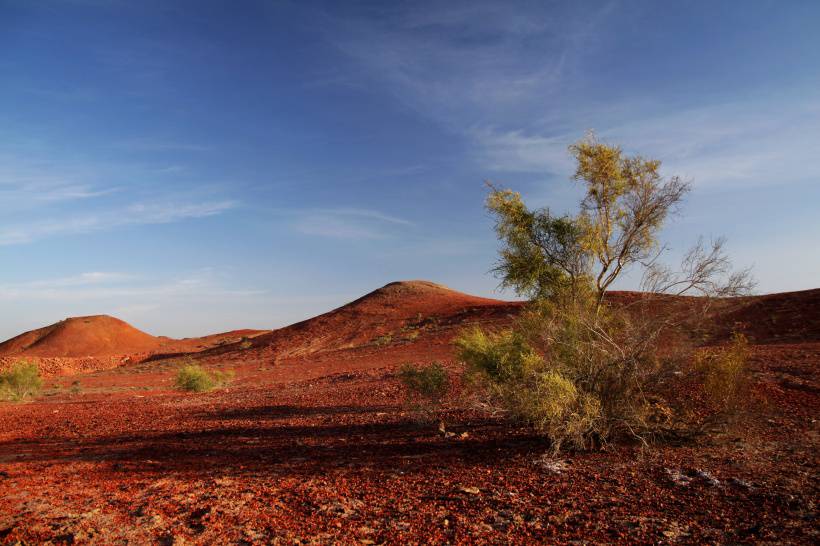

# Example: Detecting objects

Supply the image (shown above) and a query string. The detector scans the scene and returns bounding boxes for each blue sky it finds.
[1,0,818,339]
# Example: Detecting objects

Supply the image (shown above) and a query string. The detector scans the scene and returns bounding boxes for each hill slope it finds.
[203,280,523,362]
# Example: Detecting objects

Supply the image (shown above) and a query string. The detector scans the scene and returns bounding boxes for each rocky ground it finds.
[0,340,817,544]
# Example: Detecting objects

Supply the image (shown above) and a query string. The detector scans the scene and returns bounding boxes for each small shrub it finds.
[374,333,393,347]
[176,364,214,392]
[0,361,42,401]
[399,362,450,422]
[70,380,82,395]
[175,363,235,393]
[694,333,750,413]
[239,340,253,350]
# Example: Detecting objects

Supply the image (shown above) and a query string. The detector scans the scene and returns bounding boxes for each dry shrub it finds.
[456,292,747,451]
[0,361,42,401]
[457,297,622,451]
[694,333,751,413]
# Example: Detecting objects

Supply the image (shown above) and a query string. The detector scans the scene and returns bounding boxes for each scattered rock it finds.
[665,468,692,487]
[729,477,753,490]
[694,469,721,487]
[534,455,568,475]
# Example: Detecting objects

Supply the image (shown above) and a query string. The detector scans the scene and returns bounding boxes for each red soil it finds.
[0,282,817,544]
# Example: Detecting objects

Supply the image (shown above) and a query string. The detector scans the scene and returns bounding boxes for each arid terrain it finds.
[0,281,817,544]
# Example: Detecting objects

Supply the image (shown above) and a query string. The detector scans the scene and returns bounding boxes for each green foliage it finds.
[0,361,42,401]
[457,303,630,451]
[487,187,589,300]
[455,326,542,383]
[488,133,695,309]
[176,365,213,392]
[70,380,82,395]
[175,364,234,393]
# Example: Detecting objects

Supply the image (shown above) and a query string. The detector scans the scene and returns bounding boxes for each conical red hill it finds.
[0,315,162,358]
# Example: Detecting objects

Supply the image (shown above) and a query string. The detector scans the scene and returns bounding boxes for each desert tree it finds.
[459,132,755,450]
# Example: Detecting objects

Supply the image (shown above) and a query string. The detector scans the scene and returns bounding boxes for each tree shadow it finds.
[1,404,548,478]
[197,403,400,422]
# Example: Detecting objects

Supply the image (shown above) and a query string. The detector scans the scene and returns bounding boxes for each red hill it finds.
[0,316,269,361]
[0,315,162,358]
[205,280,523,362]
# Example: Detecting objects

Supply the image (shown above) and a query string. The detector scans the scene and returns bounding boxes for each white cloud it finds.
[322,2,819,194]
[0,200,237,245]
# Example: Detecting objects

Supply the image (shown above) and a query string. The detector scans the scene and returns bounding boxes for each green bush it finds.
[175,364,234,393]
[0,361,42,401]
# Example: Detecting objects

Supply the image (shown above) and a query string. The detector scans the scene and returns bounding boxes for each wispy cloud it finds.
[0,153,120,205]
[323,2,585,127]
[113,138,212,153]
[468,127,574,174]
[25,271,134,288]
[0,269,264,302]
[292,207,412,240]
[468,95,820,192]
[324,2,819,194]
[0,200,237,245]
